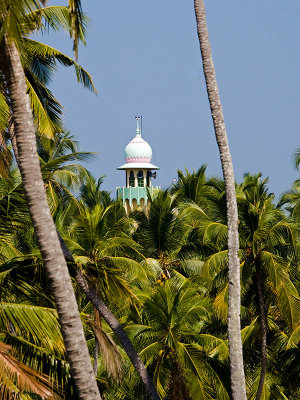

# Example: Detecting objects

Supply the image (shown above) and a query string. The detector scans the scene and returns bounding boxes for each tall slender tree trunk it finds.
[193,1,247,399]
[93,338,100,375]
[255,259,267,400]
[9,122,19,163]
[93,310,101,375]
[76,271,161,400]
[0,37,101,400]
[58,231,161,400]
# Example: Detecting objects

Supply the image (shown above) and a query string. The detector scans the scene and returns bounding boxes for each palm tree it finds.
[278,148,300,222]
[171,165,223,214]
[37,131,93,214]
[59,178,161,400]
[193,1,247,398]
[184,173,299,398]
[0,4,96,170]
[0,253,71,398]
[236,174,299,399]
[0,145,161,398]
[122,278,229,400]
[0,1,101,398]
[132,190,194,279]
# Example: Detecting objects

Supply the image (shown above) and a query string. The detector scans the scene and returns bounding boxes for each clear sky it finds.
[40,0,300,198]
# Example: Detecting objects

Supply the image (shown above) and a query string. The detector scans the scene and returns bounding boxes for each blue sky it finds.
[41,0,300,197]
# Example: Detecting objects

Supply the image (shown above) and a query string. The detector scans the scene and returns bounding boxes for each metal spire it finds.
[135,116,142,136]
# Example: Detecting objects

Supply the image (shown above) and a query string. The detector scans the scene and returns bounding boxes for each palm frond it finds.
[23,5,87,42]
[22,38,97,92]
[0,341,55,399]
[0,303,64,354]
[25,75,62,137]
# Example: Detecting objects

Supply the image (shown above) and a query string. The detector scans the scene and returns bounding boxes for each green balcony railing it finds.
[116,186,160,206]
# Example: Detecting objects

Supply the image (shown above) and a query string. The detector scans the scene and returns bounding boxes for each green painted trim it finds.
[116,186,160,206]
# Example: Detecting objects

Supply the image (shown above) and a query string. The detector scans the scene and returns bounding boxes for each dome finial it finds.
[135,116,141,137]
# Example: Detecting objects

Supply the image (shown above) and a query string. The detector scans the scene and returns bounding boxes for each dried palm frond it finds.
[0,341,57,399]
[88,313,122,382]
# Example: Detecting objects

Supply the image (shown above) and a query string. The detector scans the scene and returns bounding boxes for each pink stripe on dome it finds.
[125,157,151,163]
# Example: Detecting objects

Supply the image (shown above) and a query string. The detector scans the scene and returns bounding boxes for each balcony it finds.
[116,186,161,206]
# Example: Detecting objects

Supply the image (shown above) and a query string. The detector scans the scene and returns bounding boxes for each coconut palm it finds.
[63,177,146,307]
[58,177,161,400]
[171,165,208,204]
[278,182,300,222]
[0,257,71,399]
[171,165,224,215]
[37,131,93,214]
[185,173,299,399]
[0,1,101,398]
[236,174,299,399]
[121,278,229,400]
[0,342,57,399]
[278,150,300,221]
[193,1,246,398]
[0,3,96,170]
[132,190,197,281]
[0,150,161,399]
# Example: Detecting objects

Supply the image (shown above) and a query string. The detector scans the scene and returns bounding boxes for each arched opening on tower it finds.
[137,170,144,187]
[129,170,135,187]
[125,199,130,214]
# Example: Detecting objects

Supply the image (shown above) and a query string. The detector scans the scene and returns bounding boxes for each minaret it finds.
[116,117,160,213]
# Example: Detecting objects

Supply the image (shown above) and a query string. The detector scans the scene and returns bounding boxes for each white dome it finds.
[124,135,152,163]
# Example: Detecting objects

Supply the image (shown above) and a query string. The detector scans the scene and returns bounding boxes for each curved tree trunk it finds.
[255,260,267,400]
[76,271,161,400]
[193,1,247,399]
[0,37,101,400]
[57,231,161,400]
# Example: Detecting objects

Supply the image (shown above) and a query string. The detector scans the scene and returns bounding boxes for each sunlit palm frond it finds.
[0,90,10,133]
[203,250,228,277]
[275,275,300,331]
[213,283,228,322]
[25,75,62,137]
[0,303,64,354]
[106,256,147,284]
[23,5,88,42]
[181,202,209,224]
[22,38,96,92]
[0,1,45,42]
[177,342,214,400]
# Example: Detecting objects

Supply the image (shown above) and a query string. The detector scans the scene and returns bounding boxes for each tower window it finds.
[129,171,135,187]
[137,170,144,187]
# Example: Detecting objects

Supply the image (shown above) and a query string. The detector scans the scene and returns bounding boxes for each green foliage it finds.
[0,99,299,398]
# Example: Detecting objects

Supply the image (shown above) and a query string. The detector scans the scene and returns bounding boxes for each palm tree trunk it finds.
[255,260,267,400]
[193,1,247,399]
[93,310,101,375]
[57,231,161,400]
[93,334,100,375]
[0,37,101,400]
[8,118,19,163]
[76,271,161,400]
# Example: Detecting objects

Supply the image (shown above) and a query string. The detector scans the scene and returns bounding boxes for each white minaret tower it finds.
[116,117,160,213]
